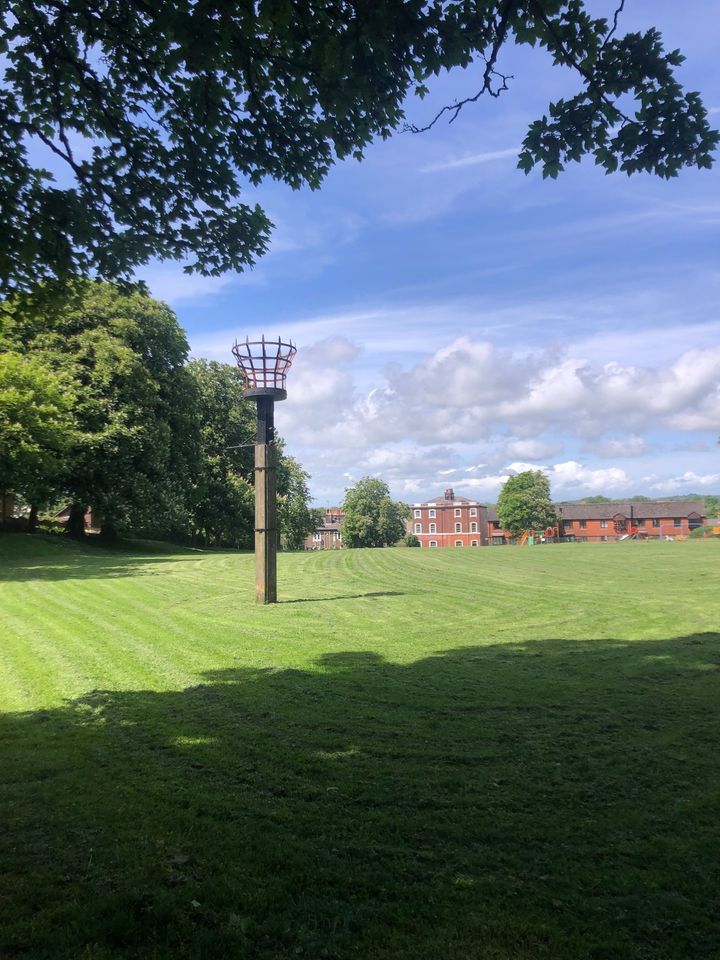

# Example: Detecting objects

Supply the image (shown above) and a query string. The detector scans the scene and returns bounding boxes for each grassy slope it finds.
[0,534,719,960]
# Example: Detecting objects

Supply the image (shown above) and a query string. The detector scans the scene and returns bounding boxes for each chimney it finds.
[444,487,455,500]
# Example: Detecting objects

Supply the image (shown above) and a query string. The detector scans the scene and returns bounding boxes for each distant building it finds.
[487,500,706,544]
[409,488,488,547]
[304,509,345,550]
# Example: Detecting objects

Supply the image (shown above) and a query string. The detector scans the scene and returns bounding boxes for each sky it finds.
[137,1,720,507]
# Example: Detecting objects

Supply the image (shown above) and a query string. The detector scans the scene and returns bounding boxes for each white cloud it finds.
[549,461,629,492]
[421,147,520,174]
[503,438,564,460]
[594,435,648,459]
[649,471,720,493]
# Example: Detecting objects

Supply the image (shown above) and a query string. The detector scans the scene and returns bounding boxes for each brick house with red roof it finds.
[486,500,706,544]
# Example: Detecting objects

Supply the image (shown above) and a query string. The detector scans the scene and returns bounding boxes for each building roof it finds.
[486,500,706,523]
[414,487,485,508]
[556,500,705,520]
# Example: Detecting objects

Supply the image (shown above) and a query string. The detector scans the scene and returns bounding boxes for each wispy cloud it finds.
[420,146,520,174]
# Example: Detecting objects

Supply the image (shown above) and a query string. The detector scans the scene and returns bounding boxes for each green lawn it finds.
[1,534,719,960]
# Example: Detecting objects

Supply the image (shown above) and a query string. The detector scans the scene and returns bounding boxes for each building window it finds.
[429,523,436,534]
[414,523,421,533]
[470,508,477,516]
[600,520,608,529]
[492,535,504,544]
[455,508,461,517]
[674,518,682,527]
[636,519,645,527]
[455,540,463,547]
[579,520,587,529]
[454,522,461,533]
[492,520,501,529]
[652,519,660,528]
[429,540,437,548]
[470,522,477,533]
[471,540,478,547]
[429,509,436,518]
[414,509,421,518]
[578,536,588,542]
[565,520,573,529]
[600,535,608,542]
[313,532,321,542]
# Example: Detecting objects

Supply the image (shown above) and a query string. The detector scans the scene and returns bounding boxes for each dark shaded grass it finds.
[2,634,719,960]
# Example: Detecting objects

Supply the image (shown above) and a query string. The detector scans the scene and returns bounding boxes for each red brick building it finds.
[487,500,706,544]
[410,488,488,547]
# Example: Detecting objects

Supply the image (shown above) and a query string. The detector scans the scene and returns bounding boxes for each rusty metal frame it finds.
[231,335,297,393]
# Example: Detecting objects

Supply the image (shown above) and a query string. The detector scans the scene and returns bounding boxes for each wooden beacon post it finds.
[231,336,297,604]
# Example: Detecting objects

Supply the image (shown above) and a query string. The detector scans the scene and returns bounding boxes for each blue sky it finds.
[137,1,720,506]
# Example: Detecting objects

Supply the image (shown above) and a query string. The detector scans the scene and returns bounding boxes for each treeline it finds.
[0,282,315,549]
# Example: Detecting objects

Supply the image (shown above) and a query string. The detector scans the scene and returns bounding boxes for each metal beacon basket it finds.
[231,336,297,401]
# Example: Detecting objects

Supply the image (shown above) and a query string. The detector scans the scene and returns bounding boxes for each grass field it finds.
[1,533,719,960]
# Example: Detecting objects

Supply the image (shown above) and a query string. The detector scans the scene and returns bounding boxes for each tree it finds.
[497,470,555,536]
[0,350,76,529]
[186,360,315,550]
[2,282,199,539]
[1,2,716,291]
[185,359,256,548]
[277,455,316,551]
[342,477,409,548]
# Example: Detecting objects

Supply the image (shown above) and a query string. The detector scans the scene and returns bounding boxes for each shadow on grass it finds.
[2,634,719,960]
[280,591,405,603]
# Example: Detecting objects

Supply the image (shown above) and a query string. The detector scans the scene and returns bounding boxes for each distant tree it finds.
[497,470,556,536]
[309,507,326,530]
[1,2,717,291]
[0,350,76,530]
[342,477,409,548]
[277,456,315,551]
[404,533,421,548]
[579,495,613,504]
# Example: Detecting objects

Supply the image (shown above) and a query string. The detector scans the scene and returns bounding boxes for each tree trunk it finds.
[99,520,117,542]
[28,504,39,533]
[66,503,87,539]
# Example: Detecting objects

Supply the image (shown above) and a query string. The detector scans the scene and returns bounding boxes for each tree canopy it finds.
[1,1,717,291]
[0,284,315,546]
[496,469,556,535]
[0,350,76,517]
[342,477,409,548]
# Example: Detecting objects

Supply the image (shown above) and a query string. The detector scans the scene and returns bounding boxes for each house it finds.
[487,500,706,544]
[409,488,488,547]
[304,509,345,550]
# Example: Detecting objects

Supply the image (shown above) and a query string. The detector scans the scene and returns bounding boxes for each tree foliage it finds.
[0,294,316,547]
[1,1,717,290]
[342,477,409,548]
[0,349,76,510]
[497,469,556,535]
[277,455,316,551]
[186,359,256,548]
[2,282,200,537]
